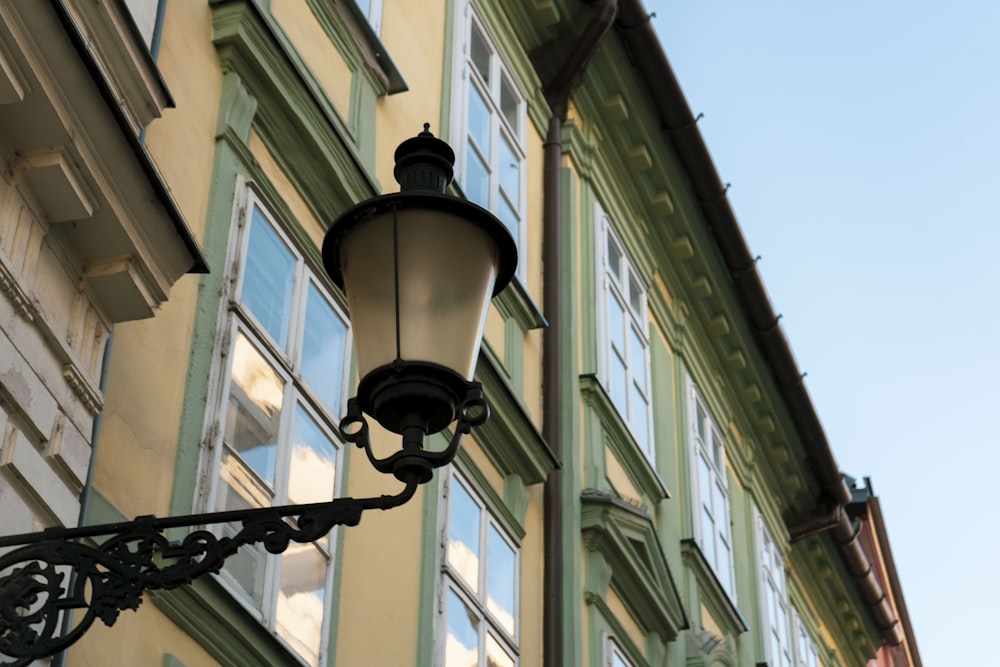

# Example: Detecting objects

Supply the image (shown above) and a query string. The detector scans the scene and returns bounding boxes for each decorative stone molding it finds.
[62,363,103,416]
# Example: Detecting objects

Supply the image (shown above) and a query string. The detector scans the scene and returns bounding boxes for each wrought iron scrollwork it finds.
[0,384,488,665]
[0,482,417,666]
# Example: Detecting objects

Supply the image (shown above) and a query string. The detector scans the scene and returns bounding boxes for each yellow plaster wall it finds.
[520,124,546,426]
[524,124,545,303]
[463,436,505,494]
[606,587,645,651]
[70,600,220,666]
[375,0,447,189]
[484,306,506,366]
[335,423,424,665]
[519,485,545,665]
[93,0,222,517]
[522,324,543,427]
[605,445,642,504]
[700,602,724,640]
[653,269,674,310]
[248,130,324,246]
[271,0,353,121]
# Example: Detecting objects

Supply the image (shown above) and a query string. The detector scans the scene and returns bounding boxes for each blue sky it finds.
[656,2,1000,664]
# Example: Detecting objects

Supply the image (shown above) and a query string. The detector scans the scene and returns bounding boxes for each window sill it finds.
[680,539,748,636]
[472,345,557,485]
[495,276,547,332]
[151,574,312,667]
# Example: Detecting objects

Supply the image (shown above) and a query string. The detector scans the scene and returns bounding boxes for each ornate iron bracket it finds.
[0,482,416,666]
[0,386,486,665]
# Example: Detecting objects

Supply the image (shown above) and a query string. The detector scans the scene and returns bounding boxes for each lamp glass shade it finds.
[337,206,501,382]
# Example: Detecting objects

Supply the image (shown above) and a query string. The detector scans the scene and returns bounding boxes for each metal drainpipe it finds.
[541,4,617,665]
[541,112,564,667]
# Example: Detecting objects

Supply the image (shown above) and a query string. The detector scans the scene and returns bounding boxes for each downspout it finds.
[540,4,617,666]
[614,0,902,648]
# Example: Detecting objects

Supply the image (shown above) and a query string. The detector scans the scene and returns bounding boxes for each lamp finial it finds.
[393,124,455,193]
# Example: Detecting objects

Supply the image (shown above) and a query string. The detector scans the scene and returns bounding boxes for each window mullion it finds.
[286,258,308,367]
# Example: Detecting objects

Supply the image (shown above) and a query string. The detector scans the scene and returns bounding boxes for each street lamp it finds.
[0,125,516,664]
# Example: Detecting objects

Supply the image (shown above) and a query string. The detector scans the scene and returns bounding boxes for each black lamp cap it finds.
[393,123,455,194]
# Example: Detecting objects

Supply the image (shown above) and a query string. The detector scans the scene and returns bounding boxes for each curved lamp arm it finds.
[340,382,489,483]
[0,480,417,665]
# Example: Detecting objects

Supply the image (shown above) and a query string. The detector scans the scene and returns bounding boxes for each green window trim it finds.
[471,345,557,487]
[211,0,378,215]
[151,576,311,667]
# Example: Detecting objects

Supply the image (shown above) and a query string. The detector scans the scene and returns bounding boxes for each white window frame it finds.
[791,607,821,667]
[201,186,351,666]
[606,638,636,667]
[439,469,520,667]
[757,512,792,667]
[450,1,527,280]
[597,206,654,460]
[688,378,735,599]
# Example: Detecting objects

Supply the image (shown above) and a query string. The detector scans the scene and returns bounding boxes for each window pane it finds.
[497,196,518,240]
[445,589,479,667]
[701,508,716,567]
[276,543,327,666]
[719,541,733,595]
[628,272,643,317]
[500,75,519,134]
[696,401,707,443]
[242,208,295,349]
[217,450,273,513]
[448,480,482,594]
[713,482,726,537]
[467,83,491,152]
[711,427,724,470]
[612,650,632,667]
[226,333,284,485]
[629,382,648,449]
[223,532,267,607]
[465,143,490,209]
[487,526,516,636]
[606,231,621,282]
[288,405,337,506]
[470,22,491,85]
[486,633,514,667]
[301,283,347,415]
[498,134,519,205]
[608,294,625,352]
[216,454,270,605]
[628,383,653,456]
[699,457,712,513]
[610,356,627,414]
[628,326,645,387]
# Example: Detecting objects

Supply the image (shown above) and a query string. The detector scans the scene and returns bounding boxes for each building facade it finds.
[0,1,920,666]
